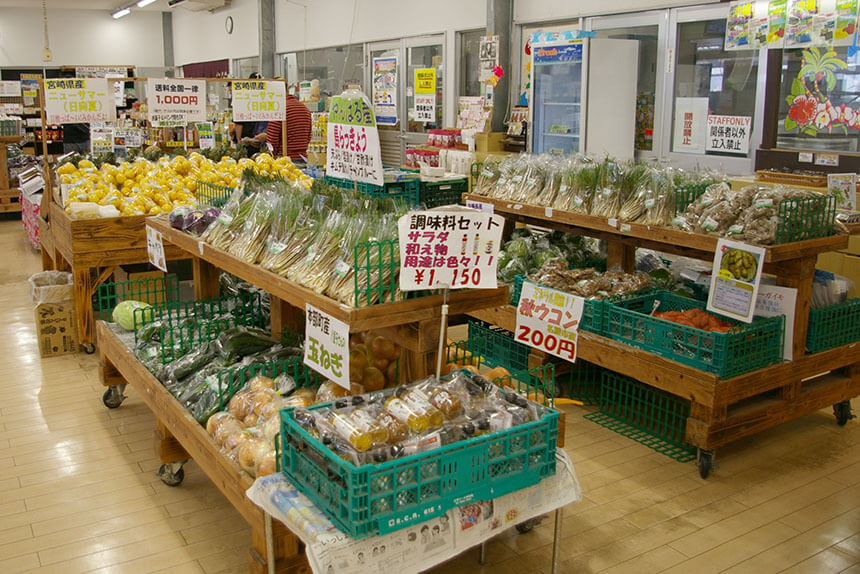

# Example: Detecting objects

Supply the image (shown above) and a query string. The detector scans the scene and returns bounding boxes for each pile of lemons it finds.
[58,152,313,217]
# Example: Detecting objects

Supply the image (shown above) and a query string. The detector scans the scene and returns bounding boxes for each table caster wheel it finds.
[834,401,854,426]
[102,385,126,409]
[697,449,715,479]
[157,462,185,487]
[82,343,96,354]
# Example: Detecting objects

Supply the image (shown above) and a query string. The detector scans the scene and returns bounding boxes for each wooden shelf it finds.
[148,216,509,334]
[97,322,308,573]
[461,194,849,265]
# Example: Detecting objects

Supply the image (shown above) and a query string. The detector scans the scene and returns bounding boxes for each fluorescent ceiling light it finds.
[136,0,157,6]
[112,7,131,18]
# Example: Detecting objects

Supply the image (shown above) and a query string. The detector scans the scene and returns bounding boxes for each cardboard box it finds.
[35,302,78,357]
[844,234,860,256]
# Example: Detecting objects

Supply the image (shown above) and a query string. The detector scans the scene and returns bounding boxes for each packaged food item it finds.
[376,409,409,444]
[384,396,429,433]
[395,386,445,429]
[327,409,374,452]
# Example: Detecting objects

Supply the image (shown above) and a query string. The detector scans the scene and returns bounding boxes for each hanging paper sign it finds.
[749,16,771,48]
[397,209,504,291]
[755,285,797,361]
[706,115,752,155]
[835,0,859,44]
[75,66,127,78]
[197,122,216,150]
[786,0,819,47]
[146,226,167,272]
[20,75,39,99]
[326,91,384,186]
[725,0,755,50]
[479,35,500,82]
[372,56,398,126]
[44,78,116,124]
[414,68,436,123]
[515,281,585,363]
[672,97,709,154]
[0,81,21,97]
[415,68,435,94]
[90,126,114,155]
[768,0,789,47]
[146,78,206,127]
[828,173,857,210]
[231,80,286,122]
[299,80,313,102]
[707,239,766,323]
[304,304,350,390]
[105,74,126,107]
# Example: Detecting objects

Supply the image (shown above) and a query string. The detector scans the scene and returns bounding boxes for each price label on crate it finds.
[304,304,350,390]
[146,78,206,127]
[397,209,503,291]
[146,226,167,272]
[515,280,584,362]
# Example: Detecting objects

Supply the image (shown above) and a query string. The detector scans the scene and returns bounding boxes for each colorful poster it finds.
[90,126,114,155]
[146,78,206,127]
[515,281,585,363]
[196,122,215,150]
[749,17,771,48]
[835,0,859,44]
[372,56,398,126]
[706,115,752,155]
[397,210,503,291]
[672,97,709,155]
[768,0,788,47]
[725,0,755,50]
[326,91,384,187]
[828,173,857,210]
[707,239,767,323]
[231,80,286,122]
[44,78,116,124]
[786,0,819,47]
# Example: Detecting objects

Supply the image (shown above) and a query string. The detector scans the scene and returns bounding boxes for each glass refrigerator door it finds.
[531,42,584,155]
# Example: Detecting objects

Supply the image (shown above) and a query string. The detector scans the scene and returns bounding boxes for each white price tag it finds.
[304,304,351,390]
[198,241,205,256]
[515,281,584,363]
[620,223,632,233]
[146,226,167,272]
[397,210,504,291]
[608,218,618,228]
[545,207,553,218]
[466,199,494,214]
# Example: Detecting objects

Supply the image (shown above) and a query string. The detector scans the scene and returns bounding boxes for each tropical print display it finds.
[784,47,859,134]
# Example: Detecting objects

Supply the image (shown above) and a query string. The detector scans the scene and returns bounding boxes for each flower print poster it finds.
[784,47,859,135]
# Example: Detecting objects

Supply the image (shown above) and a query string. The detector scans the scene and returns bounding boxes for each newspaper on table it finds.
[246,449,581,574]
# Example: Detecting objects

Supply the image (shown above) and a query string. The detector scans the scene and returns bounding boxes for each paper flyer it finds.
[835,0,859,44]
[726,0,755,50]
[755,285,797,361]
[372,56,398,126]
[786,0,819,47]
[768,0,788,47]
[707,239,767,323]
[672,97,709,155]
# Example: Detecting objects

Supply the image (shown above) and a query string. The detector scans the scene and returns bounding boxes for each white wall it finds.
[0,7,164,68]
[172,0,259,67]
[514,0,718,23]
[274,0,486,53]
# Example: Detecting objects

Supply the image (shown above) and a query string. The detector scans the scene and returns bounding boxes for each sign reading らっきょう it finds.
[146,79,206,127]
[326,91,384,187]
[44,78,116,124]
[231,80,286,122]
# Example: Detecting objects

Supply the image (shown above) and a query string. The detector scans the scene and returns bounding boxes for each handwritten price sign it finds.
[515,281,584,362]
[44,78,116,124]
[304,304,350,390]
[231,80,286,122]
[397,210,503,291]
[326,91,384,187]
[146,79,206,127]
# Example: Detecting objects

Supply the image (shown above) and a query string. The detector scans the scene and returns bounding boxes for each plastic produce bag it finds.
[812,270,855,309]
[29,270,74,305]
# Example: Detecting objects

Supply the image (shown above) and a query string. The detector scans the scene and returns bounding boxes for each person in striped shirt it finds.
[266,92,312,162]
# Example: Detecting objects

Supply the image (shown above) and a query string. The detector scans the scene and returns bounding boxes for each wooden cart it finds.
[0,134,24,213]
[40,202,187,351]
[463,193,860,477]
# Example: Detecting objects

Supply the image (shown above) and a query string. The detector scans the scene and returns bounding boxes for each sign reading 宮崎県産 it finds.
[44,78,116,124]
[326,91,384,187]
[231,80,286,122]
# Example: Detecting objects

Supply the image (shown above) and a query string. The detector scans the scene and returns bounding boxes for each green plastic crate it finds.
[467,319,531,372]
[775,194,837,244]
[132,292,265,344]
[604,291,784,378]
[420,178,468,208]
[807,298,860,353]
[562,360,606,406]
[93,274,181,322]
[216,356,320,410]
[325,175,420,206]
[584,371,696,462]
[279,392,559,539]
[351,239,403,307]
[195,180,236,208]
[672,184,711,215]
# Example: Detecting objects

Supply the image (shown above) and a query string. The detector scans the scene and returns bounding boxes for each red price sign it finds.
[397,210,503,291]
[515,280,584,362]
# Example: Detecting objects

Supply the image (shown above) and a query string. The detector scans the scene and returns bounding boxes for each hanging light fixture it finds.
[112,7,131,18]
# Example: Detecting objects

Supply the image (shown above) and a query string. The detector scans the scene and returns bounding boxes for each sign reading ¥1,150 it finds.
[44,78,116,124]
[231,80,286,122]
[326,92,384,187]
[146,78,206,127]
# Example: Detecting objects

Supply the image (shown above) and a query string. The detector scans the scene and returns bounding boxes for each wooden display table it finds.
[97,322,309,574]
[41,203,187,351]
[148,217,509,381]
[463,193,859,476]
[0,134,24,213]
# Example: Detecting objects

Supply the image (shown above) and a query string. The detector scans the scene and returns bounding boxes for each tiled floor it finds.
[0,217,858,574]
